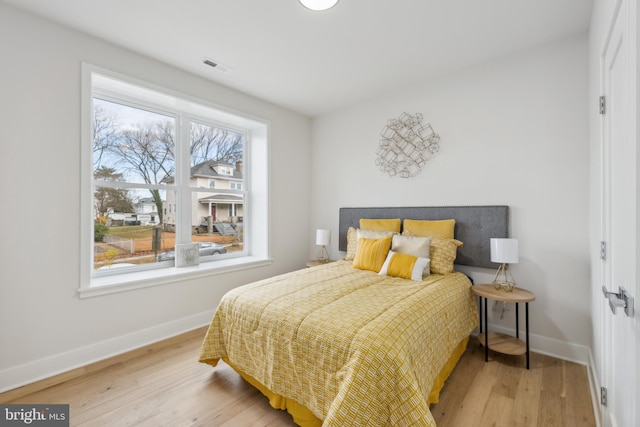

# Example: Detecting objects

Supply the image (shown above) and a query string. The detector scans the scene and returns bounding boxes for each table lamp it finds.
[490,238,519,291]
[316,229,331,263]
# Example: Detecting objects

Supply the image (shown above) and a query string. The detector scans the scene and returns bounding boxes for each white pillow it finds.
[391,234,432,257]
[379,250,431,281]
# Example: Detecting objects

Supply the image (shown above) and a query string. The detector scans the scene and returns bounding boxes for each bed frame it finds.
[339,205,509,269]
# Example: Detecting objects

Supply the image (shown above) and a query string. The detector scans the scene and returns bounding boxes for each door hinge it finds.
[599,96,606,115]
[600,241,607,260]
[601,386,607,406]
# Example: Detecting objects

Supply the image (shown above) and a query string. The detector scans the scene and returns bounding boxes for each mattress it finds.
[199,260,478,426]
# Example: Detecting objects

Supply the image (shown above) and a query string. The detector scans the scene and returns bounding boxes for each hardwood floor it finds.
[1,328,596,426]
[431,346,597,427]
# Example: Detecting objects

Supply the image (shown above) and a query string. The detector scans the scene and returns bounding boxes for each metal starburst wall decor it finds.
[375,112,440,178]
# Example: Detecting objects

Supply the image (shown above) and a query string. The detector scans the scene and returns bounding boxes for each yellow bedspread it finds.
[199,260,478,426]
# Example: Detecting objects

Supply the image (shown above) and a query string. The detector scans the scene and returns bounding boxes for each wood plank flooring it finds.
[431,345,596,427]
[1,327,596,426]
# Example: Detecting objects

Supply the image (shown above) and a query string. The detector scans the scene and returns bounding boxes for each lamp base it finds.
[492,263,516,291]
[317,245,329,263]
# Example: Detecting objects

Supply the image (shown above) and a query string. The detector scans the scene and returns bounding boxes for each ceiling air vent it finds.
[203,59,232,74]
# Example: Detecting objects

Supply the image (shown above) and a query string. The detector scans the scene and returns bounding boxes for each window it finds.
[81,64,270,296]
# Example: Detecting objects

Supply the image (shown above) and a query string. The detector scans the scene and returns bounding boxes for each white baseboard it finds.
[0,310,215,393]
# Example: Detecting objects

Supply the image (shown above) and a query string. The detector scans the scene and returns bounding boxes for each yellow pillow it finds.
[345,227,395,260]
[352,237,392,272]
[403,219,455,239]
[359,218,401,233]
[379,251,430,281]
[430,238,464,274]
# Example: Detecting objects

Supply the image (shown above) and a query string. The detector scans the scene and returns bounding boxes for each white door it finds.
[600,0,638,426]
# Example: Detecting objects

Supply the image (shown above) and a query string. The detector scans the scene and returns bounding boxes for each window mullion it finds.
[176,114,192,245]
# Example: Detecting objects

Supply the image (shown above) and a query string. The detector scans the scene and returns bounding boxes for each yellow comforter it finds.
[199,260,478,426]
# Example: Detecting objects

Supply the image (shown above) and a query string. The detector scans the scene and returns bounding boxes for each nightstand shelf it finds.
[472,284,536,369]
[476,332,527,356]
[306,259,334,268]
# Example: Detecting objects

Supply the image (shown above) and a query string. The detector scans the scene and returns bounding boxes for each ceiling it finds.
[3,0,593,117]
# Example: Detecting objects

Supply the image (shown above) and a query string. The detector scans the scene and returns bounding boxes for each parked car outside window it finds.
[157,242,227,262]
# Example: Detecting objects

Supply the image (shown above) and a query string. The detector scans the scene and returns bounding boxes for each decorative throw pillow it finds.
[379,251,430,281]
[402,219,455,240]
[391,235,432,258]
[345,227,358,260]
[359,218,401,233]
[391,234,432,276]
[430,238,464,274]
[345,227,395,260]
[352,237,392,272]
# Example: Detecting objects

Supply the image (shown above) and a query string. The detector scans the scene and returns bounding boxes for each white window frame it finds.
[79,64,271,298]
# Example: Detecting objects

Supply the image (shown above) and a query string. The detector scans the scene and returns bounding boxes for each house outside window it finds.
[163,159,244,230]
[81,64,270,296]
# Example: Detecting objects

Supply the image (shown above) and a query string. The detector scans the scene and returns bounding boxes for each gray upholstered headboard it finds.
[339,206,509,269]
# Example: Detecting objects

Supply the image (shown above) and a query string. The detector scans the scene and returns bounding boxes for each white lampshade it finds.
[316,229,331,246]
[299,0,339,11]
[490,238,519,264]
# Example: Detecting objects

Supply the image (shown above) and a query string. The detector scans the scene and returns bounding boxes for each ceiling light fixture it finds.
[299,0,339,11]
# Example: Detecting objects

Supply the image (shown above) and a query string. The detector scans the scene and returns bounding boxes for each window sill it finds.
[78,256,273,298]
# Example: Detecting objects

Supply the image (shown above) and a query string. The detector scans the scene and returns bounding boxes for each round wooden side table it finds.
[472,284,536,369]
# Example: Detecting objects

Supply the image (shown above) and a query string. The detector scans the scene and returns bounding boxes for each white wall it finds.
[0,4,311,391]
[310,34,591,362]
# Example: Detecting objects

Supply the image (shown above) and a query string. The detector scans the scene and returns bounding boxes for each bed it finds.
[199,206,509,426]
